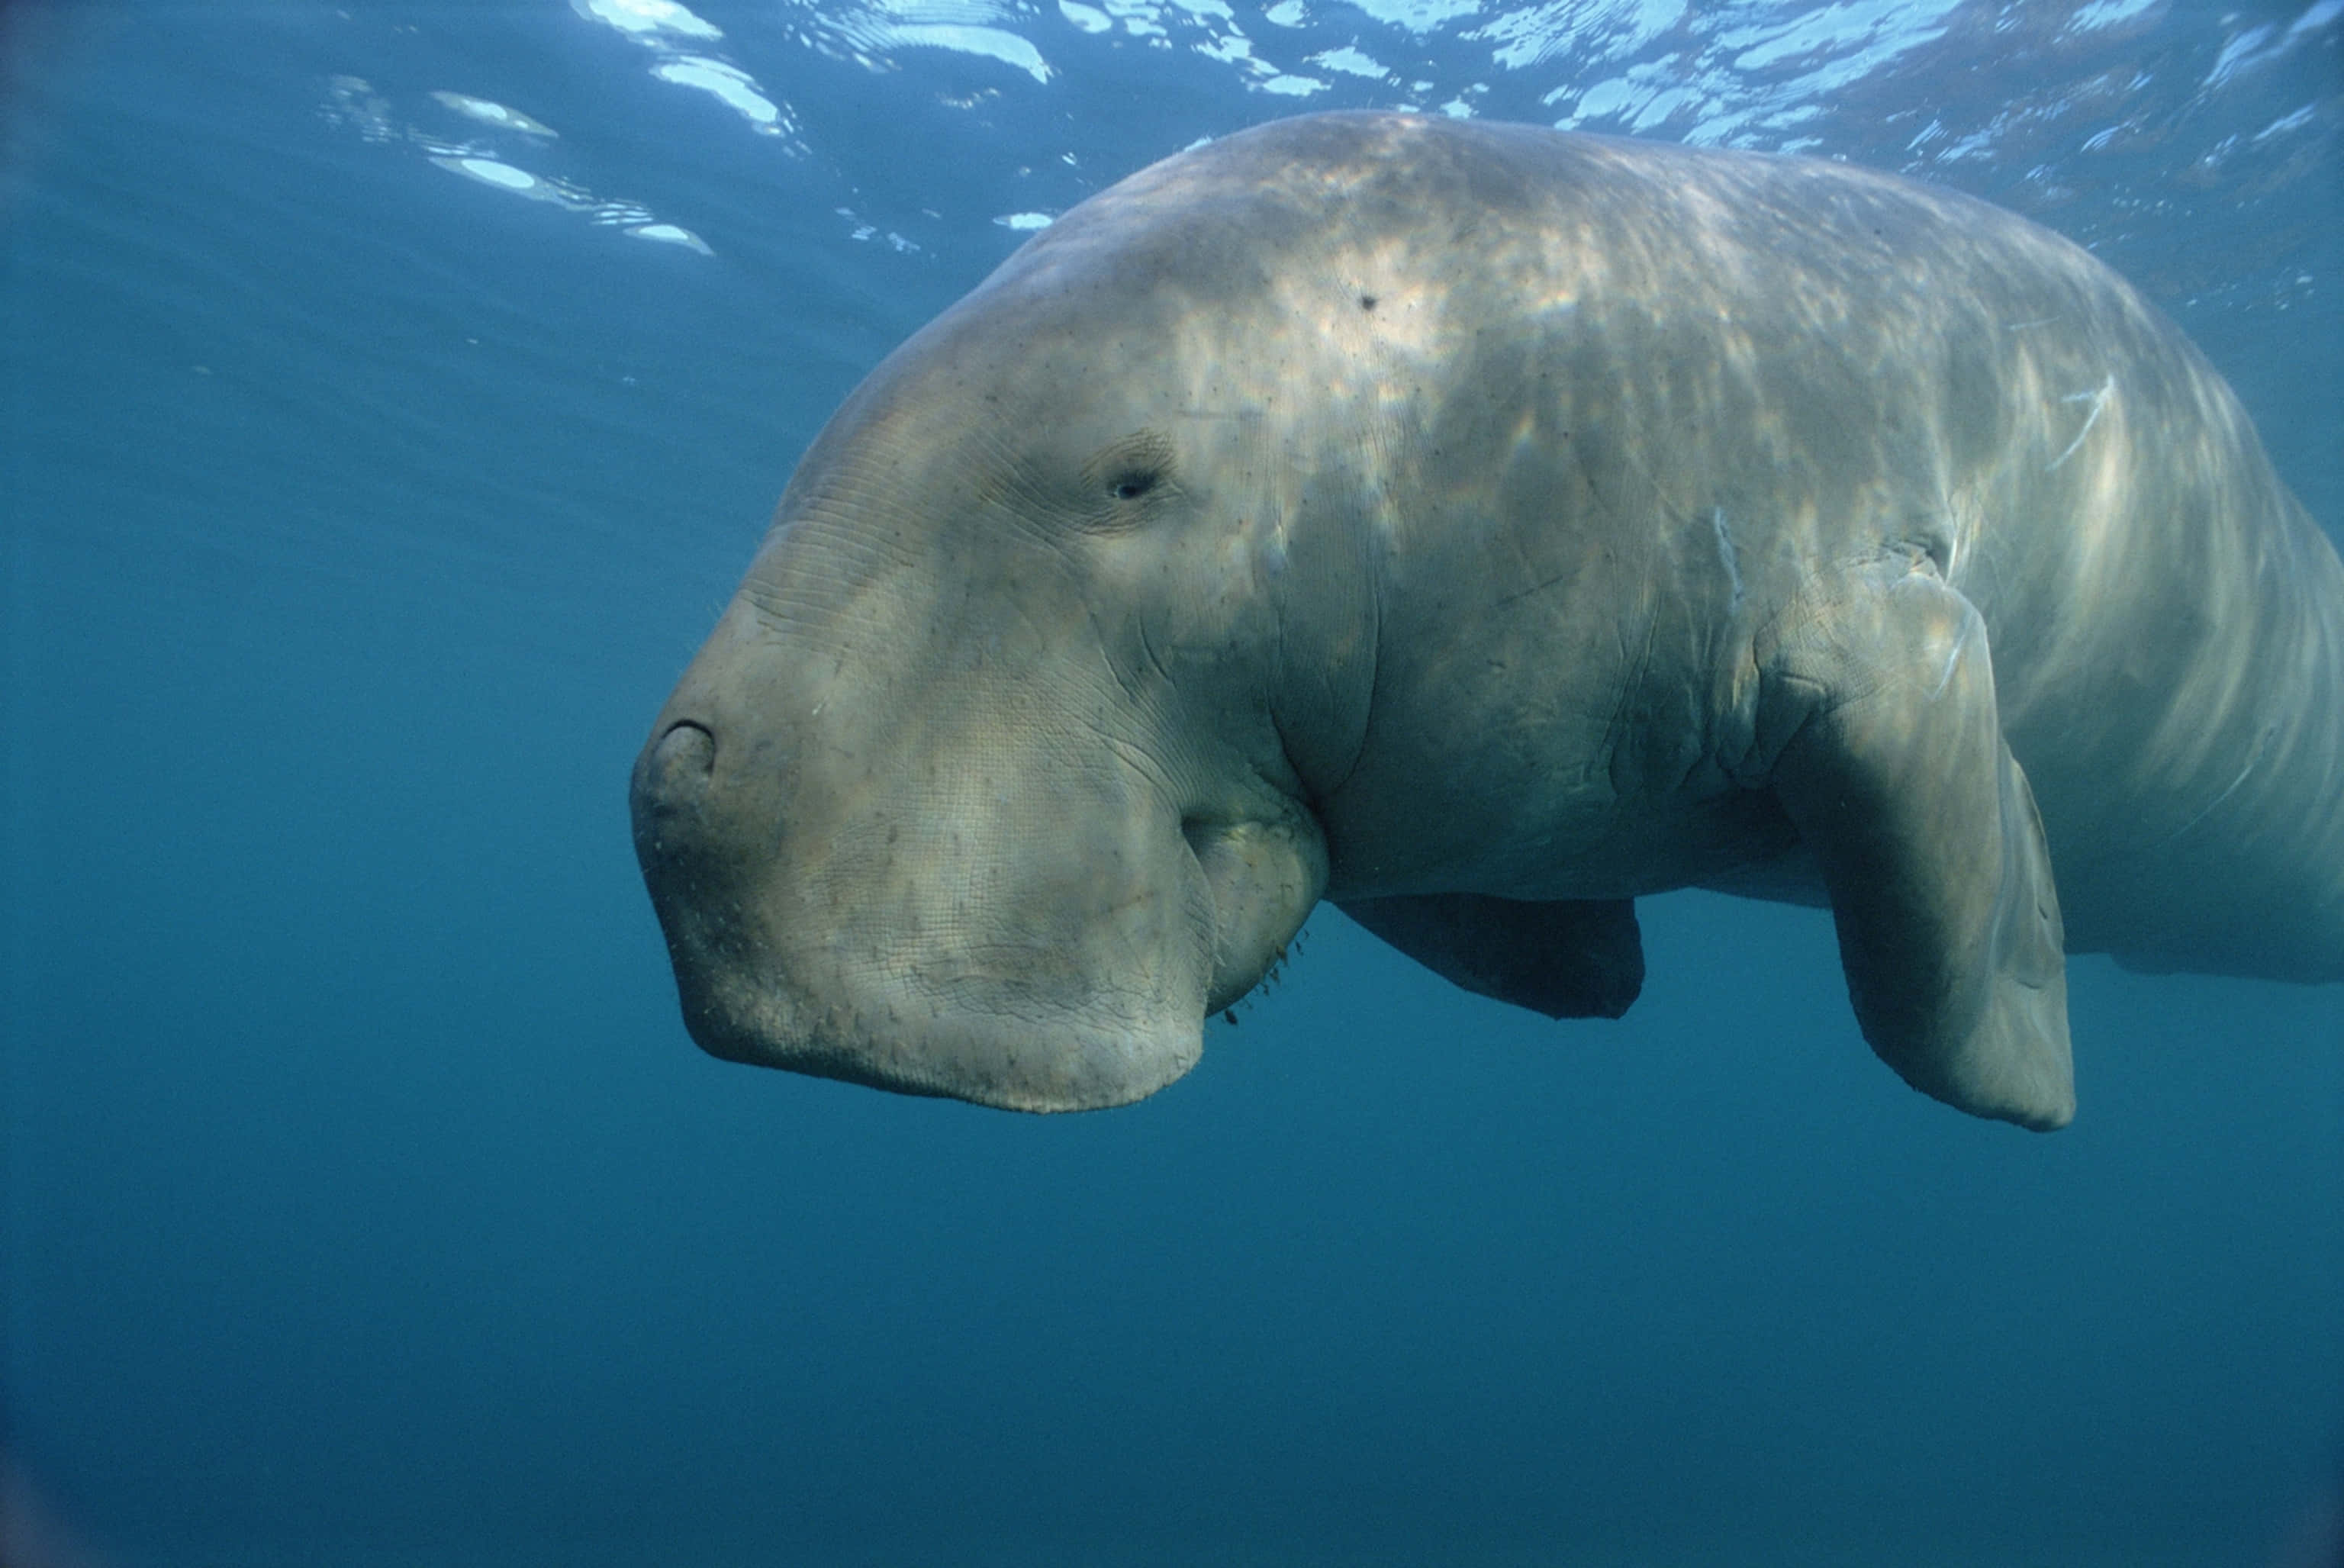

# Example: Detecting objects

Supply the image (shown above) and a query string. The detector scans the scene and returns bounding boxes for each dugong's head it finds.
[631,120,1419,1109]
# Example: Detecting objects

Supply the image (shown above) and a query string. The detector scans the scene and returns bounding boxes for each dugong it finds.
[632,112,2344,1130]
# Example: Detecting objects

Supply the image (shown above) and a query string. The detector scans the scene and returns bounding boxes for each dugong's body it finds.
[633,112,2344,1129]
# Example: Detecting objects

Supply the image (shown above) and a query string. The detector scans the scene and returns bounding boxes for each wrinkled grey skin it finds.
[633,112,2344,1130]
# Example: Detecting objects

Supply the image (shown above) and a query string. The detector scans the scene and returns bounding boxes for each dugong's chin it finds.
[671,964,1206,1113]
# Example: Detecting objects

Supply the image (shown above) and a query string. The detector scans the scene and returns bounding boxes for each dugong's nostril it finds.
[641,720,716,806]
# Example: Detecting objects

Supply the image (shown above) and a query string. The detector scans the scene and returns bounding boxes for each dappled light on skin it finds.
[633,111,2342,1132]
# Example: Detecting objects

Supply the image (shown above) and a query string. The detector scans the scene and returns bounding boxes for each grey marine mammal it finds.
[631,111,2344,1130]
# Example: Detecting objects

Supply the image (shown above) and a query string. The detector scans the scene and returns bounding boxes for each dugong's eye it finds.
[1080,428,1179,526]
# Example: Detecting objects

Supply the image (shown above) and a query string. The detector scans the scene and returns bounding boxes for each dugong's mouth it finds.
[668,949,1209,1112]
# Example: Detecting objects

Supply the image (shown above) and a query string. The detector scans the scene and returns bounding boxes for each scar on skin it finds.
[1711,507,1744,609]
[2046,375,2114,472]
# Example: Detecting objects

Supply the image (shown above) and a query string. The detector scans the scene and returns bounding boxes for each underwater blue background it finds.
[4,2,2339,1563]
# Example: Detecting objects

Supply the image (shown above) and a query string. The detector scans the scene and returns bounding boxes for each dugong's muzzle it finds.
[629,639,1318,1111]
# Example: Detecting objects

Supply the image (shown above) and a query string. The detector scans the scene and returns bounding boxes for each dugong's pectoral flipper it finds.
[1339,894,1645,1020]
[1760,559,2075,1130]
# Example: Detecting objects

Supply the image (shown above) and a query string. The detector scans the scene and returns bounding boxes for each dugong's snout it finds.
[627,671,1303,1112]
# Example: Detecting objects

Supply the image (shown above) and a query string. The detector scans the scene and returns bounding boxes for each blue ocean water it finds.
[3,2,2339,1564]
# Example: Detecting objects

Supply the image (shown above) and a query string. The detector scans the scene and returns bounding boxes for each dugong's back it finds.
[1064,114,2344,986]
